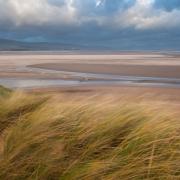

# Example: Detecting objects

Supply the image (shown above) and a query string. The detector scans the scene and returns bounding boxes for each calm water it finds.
[0,77,180,89]
[1,66,180,89]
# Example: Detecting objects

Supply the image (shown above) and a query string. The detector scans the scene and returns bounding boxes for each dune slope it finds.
[0,88,179,179]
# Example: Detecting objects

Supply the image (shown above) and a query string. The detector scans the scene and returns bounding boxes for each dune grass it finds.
[0,85,12,97]
[0,88,179,179]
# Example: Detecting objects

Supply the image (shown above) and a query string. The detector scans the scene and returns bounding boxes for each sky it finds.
[0,0,180,50]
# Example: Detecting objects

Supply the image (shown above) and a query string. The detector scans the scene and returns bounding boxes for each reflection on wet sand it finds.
[0,51,180,89]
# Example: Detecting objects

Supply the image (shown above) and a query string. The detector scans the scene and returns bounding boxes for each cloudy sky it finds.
[0,0,180,50]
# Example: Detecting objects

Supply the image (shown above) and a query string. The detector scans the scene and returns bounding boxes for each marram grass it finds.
[0,89,179,180]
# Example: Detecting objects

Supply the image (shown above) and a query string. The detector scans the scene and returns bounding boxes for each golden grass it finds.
[0,89,179,180]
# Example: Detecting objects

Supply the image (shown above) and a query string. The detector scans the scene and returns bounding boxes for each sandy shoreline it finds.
[0,51,180,106]
[0,51,180,90]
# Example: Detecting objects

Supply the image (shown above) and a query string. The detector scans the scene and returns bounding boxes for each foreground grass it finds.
[0,89,179,179]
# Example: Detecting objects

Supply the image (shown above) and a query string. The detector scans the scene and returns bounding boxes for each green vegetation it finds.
[0,87,179,179]
[0,85,12,97]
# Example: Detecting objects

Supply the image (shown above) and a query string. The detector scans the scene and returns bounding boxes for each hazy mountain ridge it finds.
[0,39,95,51]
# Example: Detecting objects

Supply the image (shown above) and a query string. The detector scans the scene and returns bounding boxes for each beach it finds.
[0,51,180,89]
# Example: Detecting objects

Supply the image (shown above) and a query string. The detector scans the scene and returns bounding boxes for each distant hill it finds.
[0,39,96,51]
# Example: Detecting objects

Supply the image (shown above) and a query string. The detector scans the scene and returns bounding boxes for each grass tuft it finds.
[0,90,179,179]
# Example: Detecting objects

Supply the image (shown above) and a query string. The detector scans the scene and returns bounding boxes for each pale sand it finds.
[0,52,180,67]
[0,52,180,106]
[0,51,180,89]
[0,52,179,79]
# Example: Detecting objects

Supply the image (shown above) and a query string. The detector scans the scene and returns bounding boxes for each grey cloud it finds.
[0,0,180,50]
[1,0,180,29]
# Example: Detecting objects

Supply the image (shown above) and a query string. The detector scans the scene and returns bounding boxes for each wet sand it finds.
[0,51,180,89]
[31,63,180,79]
[0,51,180,106]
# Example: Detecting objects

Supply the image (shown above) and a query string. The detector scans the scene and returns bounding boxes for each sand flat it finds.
[1,52,180,106]
[0,52,180,67]
[0,51,180,88]
[31,63,180,79]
